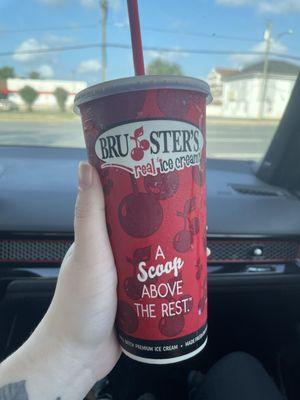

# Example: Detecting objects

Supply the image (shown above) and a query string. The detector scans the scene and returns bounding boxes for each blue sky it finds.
[0,0,299,84]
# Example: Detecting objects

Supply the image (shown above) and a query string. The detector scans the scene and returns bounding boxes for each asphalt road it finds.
[0,119,278,161]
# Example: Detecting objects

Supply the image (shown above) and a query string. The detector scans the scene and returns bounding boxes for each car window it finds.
[0,0,299,161]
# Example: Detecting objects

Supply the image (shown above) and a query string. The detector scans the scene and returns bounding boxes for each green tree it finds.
[19,86,39,111]
[0,66,15,80]
[29,71,41,79]
[146,58,183,76]
[53,87,69,112]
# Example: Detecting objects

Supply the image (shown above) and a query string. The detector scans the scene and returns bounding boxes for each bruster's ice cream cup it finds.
[75,75,212,364]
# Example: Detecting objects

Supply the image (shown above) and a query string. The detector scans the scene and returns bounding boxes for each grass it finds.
[0,110,80,122]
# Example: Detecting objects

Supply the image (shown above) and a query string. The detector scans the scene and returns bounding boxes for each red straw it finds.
[127,0,145,75]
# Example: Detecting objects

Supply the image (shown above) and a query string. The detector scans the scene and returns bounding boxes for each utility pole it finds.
[100,0,108,82]
[259,21,272,119]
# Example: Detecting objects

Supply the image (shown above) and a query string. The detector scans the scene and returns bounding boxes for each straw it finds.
[127,0,145,75]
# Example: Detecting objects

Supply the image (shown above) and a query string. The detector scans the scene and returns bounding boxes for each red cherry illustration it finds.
[83,118,99,135]
[159,314,185,337]
[192,165,204,187]
[130,126,149,161]
[173,230,193,253]
[124,276,143,300]
[99,169,113,196]
[117,300,139,334]
[95,91,146,126]
[156,89,190,118]
[195,258,203,280]
[144,171,179,200]
[119,175,163,238]
[173,198,198,253]
[189,217,200,235]
[134,126,144,138]
[140,139,150,150]
[131,147,144,161]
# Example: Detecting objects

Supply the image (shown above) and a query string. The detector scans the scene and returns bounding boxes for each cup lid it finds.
[74,75,212,112]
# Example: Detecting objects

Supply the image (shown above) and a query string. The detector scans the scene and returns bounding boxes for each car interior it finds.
[1,70,300,399]
[1,0,300,398]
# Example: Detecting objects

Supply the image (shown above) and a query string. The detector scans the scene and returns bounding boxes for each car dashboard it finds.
[1,145,300,361]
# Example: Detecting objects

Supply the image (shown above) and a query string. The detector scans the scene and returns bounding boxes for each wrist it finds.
[33,313,121,381]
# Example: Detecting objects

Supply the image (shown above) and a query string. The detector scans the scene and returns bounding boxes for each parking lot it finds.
[0,117,278,161]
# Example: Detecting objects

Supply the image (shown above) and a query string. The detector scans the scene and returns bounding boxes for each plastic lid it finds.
[74,75,212,111]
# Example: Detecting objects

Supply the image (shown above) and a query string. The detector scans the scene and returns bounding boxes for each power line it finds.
[0,22,259,43]
[0,24,99,34]
[142,26,258,43]
[1,41,300,62]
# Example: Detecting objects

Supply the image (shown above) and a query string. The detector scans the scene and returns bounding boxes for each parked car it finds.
[0,99,19,112]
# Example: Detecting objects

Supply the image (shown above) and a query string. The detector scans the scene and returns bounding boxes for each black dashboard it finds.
[1,145,300,235]
[1,144,300,280]
[1,145,300,365]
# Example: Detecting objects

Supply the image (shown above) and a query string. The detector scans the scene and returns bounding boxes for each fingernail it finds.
[78,162,93,190]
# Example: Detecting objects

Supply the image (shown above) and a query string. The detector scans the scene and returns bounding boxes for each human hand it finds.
[0,163,121,400]
[40,162,121,380]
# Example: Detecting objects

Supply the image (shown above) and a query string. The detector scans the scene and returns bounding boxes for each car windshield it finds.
[0,0,299,161]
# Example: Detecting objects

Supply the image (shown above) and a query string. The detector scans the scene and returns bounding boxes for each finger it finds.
[74,162,113,262]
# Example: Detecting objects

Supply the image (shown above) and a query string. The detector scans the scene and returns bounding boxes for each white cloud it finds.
[80,0,120,11]
[216,0,300,13]
[217,0,252,5]
[114,18,129,28]
[77,59,102,74]
[45,33,73,45]
[13,38,49,63]
[37,64,54,78]
[259,0,300,13]
[231,38,288,67]
[145,47,189,63]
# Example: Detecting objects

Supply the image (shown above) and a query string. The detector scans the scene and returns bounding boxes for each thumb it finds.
[73,162,113,264]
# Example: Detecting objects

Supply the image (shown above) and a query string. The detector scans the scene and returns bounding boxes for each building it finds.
[222,60,300,119]
[0,78,87,110]
[207,68,237,116]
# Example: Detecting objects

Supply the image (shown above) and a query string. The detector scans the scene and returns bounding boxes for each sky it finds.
[0,0,299,85]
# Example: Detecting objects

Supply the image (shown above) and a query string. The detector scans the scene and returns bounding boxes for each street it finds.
[0,118,277,161]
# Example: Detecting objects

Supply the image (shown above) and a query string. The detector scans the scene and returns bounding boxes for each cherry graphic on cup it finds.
[144,171,179,200]
[124,277,143,301]
[195,258,203,280]
[100,168,113,196]
[119,175,163,238]
[131,147,144,162]
[130,126,150,161]
[189,217,200,235]
[192,165,204,187]
[82,117,99,136]
[156,89,190,118]
[159,314,185,338]
[173,198,200,253]
[124,246,153,300]
[117,300,139,334]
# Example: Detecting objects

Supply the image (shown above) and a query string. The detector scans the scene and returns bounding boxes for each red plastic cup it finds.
[75,75,212,364]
